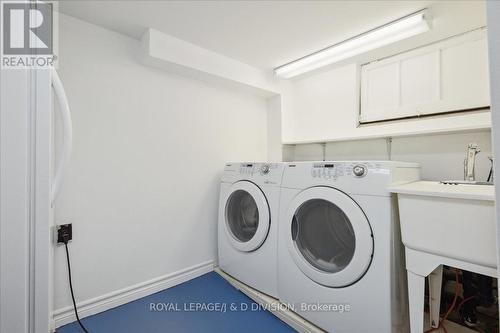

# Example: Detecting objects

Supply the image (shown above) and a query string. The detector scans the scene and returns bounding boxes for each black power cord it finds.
[64,242,91,333]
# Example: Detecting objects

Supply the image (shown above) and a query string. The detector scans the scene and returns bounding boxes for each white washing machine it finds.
[278,161,420,333]
[218,162,284,298]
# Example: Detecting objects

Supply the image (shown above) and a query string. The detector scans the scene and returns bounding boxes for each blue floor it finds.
[57,271,295,333]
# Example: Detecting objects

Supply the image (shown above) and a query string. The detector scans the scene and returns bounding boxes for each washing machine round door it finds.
[224,181,270,252]
[286,186,373,287]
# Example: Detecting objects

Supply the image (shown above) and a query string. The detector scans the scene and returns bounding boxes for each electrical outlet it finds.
[57,224,72,244]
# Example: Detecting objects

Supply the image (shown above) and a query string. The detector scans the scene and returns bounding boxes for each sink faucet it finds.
[464,143,480,181]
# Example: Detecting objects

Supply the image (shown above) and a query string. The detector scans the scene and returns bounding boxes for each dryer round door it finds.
[224,181,270,252]
[286,186,373,287]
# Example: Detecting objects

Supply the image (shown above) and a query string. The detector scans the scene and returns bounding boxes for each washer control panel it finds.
[238,163,275,176]
[239,163,255,175]
[223,163,284,186]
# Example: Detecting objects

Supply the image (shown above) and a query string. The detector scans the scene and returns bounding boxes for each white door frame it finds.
[0,68,53,332]
[33,69,54,333]
[486,1,500,328]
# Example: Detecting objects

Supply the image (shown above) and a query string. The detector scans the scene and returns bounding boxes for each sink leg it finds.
[428,265,443,328]
[408,271,425,333]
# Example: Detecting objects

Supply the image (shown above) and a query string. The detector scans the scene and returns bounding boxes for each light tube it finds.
[274,9,431,79]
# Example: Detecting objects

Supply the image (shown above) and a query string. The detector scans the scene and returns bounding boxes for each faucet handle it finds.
[468,143,480,153]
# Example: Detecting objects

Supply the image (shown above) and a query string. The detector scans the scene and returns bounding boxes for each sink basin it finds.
[390,181,496,268]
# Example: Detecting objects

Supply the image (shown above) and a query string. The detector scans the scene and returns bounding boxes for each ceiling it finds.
[58,1,487,70]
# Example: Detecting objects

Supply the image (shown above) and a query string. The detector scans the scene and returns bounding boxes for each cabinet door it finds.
[400,51,440,110]
[360,29,490,123]
[441,37,490,111]
[362,62,400,120]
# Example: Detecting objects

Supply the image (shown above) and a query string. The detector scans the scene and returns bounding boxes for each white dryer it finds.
[278,161,420,333]
[218,162,284,298]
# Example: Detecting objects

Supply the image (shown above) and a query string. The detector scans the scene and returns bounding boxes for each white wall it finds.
[285,130,493,182]
[267,95,283,161]
[486,1,500,275]
[53,14,268,317]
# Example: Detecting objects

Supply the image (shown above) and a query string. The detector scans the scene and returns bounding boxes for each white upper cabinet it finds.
[360,29,490,123]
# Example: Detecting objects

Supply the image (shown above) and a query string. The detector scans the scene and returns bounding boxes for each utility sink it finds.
[390,181,497,268]
[391,181,496,333]
[441,180,494,186]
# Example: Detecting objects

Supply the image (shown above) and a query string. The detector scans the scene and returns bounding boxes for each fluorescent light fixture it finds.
[274,9,431,79]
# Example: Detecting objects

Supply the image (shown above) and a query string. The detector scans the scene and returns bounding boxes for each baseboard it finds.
[214,267,325,333]
[53,260,214,328]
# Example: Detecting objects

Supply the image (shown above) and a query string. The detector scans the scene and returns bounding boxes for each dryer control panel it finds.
[310,162,390,180]
[311,162,345,179]
[282,161,420,197]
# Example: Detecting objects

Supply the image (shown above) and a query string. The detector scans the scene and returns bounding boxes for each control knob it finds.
[260,164,270,175]
[353,165,367,177]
